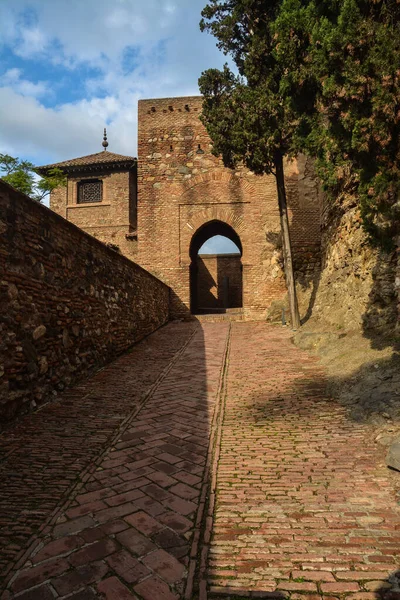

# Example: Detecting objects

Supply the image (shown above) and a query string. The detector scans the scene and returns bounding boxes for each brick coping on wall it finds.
[139,94,202,104]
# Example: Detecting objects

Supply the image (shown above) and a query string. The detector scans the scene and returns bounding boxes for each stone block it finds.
[386,440,400,471]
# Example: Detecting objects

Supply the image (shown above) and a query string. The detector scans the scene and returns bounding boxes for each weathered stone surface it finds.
[305,199,398,334]
[0,180,169,425]
[38,356,48,375]
[32,325,46,340]
[7,283,18,300]
[386,440,400,471]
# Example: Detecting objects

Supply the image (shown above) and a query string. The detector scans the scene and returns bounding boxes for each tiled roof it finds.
[37,151,136,173]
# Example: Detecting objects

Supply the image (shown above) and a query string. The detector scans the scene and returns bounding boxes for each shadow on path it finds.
[0,321,230,599]
[1,321,399,600]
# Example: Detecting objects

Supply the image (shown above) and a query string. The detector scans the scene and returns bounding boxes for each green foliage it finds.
[199,0,318,175]
[0,153,66,202]
[199,0,311,327]
[309,0,400,248]
[0,154,37,197]
[199,0,400,249]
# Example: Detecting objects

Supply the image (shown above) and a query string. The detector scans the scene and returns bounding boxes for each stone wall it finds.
[0,180,170,425]
[397,239,400,329]
[137,96,321,320]
[196,254,242,310]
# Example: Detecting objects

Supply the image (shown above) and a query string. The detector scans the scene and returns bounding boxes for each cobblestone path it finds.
[1,322,399,600]
[206,323,400,599]
[0,322,229,599]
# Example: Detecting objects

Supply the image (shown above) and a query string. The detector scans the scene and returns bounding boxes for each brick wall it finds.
[0,180,169,425]
[51,168,138,260]
[47,96,322,322]
[137,96,321,321]
[196,254,242,310]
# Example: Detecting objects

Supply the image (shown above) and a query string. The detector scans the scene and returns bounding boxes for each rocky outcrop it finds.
[302,196,398,334]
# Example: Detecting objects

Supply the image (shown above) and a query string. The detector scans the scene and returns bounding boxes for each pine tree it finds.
[200,0,400,262]
[308,0,400,248]
[199,0,318,328]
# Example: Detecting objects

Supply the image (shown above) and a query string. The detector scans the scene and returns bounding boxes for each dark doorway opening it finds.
[189,220,243,315]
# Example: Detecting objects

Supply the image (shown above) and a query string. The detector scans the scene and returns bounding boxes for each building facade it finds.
[40,96,321,320]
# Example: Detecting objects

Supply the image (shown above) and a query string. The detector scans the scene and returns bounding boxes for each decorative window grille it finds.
[77,180,103,204]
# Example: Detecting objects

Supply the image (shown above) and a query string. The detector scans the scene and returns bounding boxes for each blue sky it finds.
[0,0,230,165]
[199,236,241,254]
[0,0,238,253]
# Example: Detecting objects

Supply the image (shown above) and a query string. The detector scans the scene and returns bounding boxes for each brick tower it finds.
[136,96,321,319]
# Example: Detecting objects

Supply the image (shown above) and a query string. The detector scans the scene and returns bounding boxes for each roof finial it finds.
[102,127,108,151]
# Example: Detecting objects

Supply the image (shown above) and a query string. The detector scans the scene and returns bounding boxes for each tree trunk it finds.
[274,151,301,329]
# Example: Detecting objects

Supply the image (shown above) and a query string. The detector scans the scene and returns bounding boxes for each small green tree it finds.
[0,153,66,202]
[199,0,318,328]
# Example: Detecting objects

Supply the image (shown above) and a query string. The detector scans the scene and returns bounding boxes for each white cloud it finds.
[0,0,227,166]
[0,0,213,67]
[2,68,49,97]
[0,87,135,162]
[16,26,47,58]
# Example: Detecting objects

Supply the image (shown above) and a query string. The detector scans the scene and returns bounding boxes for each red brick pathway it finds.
[205,323,400,599]
[1,322,229,599]
[1,322,399,600]
[0,323,199,580]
